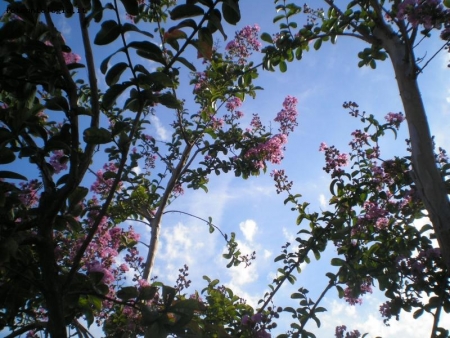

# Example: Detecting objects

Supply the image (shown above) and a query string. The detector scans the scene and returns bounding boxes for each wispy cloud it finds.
[240,219,258,242]
[150,115,169,141]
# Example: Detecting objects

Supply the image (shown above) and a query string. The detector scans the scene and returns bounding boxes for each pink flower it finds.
[385,112,405,129]
[275,95,298,136]
[49,150,68,174]
[245,134,288,167]
[226,97,243,112]
[319,142,328,152]
[226,25,261,65]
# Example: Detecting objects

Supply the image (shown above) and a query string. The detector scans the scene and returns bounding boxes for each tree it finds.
[0,0,299,336]
[262,0,450,271]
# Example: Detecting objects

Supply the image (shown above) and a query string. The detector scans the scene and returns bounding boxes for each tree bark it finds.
[374,26,450,271]
[142,144,193,280]
[37,238,67,338]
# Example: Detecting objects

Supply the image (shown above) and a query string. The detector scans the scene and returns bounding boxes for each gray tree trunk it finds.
[374,26,450,270]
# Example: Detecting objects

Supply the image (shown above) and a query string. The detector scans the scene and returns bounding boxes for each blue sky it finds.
[1,0,450,337]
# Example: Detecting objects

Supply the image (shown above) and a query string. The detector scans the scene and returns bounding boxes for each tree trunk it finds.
[375,27,450,271]
[37,238,67,338]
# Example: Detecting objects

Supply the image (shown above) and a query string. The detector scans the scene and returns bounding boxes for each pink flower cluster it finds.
[385,112,405,129]
[396,0,448,29]
[335,325,361,338]
[245,134,287,169]
[226,96,244,119]
[91,162,122,196]
[44,40,81,64]
[344,278,373,306]
[349,130,369,151]
[226,25,261,65]
[18,179,40,208]
[274,95,298,136]
[49,150,68,174]
[193,72,208,93]
[319,142,349,176]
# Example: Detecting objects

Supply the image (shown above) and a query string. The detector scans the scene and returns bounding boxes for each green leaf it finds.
[445,0,450,8]
[0,148,15,164]
[100,48,126,74]
[117,286,139,300]
[170,4,204,20]
[261,32,273,43]
[128,41,162,55]
[0,171,27,180]
[94,20,121,45]
[279,60,287,72]
[313,39,322,50]
[83,127,112,144]
[413,308,424,319]
[222,0,240,25]
[122,23,154,38]
[158,92,180,109]
[105,62,128,86]
[139,286,158,300]
[162,285,176,307]
[45,96,69,112]
[68,187,89,209]
[149,72,174,88]
[176,56,196,71]
[207,9,227,39]
[129,41,165,64]
[197,27,213,60]
[331,258,345,266]
[102,82,131,109]
[273,14,285,23]
[145,323,167,338]
[120,0,139,15]
[168,18,198,32]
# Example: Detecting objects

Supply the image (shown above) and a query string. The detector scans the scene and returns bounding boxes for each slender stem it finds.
[299,276,337,332]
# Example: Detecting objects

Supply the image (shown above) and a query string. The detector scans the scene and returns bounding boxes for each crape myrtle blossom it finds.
[44,40,81,65]
[274,95,298,135]
[49,150,68,174]
[245,133,287,170]
[343,278,373,306]
[226,24,262,65]
[396,0,449,29]
[319,142,349,176]
[245,96,298,170]
[91,162,123,197]
[335,325,361,338]
[384,112,405,129]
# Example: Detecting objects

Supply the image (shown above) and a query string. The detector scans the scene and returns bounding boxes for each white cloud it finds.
[58,17,72,36]
[319,193,327,209]
[282,227,296,243]
[264,249,272,259]
[240,219,258,242]
[132,165,142,175]
[150,115,169,141]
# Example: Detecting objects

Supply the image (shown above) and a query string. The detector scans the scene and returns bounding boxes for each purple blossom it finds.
[226,97,243,112]
[250,114,263,130]
[335,325,347,338]
[274,95,298,136]
[319,143,349,175]
[245,133,288,168]
[226,25,261,65]
[385,112,405,129]
[49,150,68,174]
[379,301,392,319]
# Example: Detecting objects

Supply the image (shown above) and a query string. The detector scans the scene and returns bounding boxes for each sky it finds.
[1,0,450,337]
